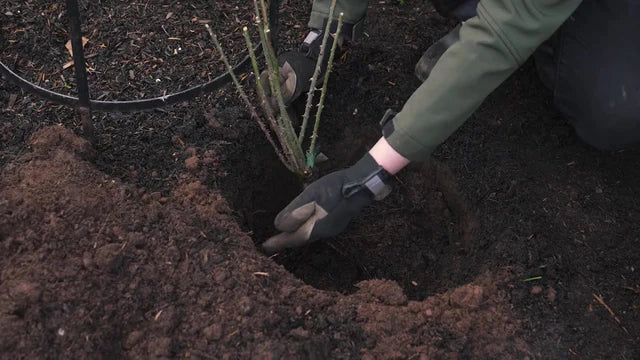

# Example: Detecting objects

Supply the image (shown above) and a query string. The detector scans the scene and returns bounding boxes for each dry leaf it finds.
[65,37,89,57]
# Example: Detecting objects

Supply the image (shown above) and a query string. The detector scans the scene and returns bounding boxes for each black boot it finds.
[414,24,461,82]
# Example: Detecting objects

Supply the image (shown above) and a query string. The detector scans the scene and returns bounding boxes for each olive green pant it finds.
[309,0,368,31]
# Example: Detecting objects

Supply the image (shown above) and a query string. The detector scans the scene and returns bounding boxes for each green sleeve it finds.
[385,0,582,162]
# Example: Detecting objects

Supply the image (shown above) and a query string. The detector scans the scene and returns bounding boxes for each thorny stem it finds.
[308,12,343,162]
[299,0,337,144]
[256,0,299,143]
[242,27,298,169]
[205,24,295,173]
[259,0,270,36]
[256,23,304,172]
[253,1,276,95]
[254,1,305,170]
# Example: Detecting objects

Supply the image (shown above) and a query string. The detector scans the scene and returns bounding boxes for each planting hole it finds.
[215,111,477,300]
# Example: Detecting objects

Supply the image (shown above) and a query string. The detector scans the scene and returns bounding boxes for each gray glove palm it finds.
[262,154,391,254]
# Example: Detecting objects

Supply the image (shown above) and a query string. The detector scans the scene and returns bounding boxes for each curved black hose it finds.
[0,0,281,112]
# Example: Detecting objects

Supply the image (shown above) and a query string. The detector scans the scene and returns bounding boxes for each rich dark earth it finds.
[1,0,638,358]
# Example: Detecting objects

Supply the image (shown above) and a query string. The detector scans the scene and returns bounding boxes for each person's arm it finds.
[384,0,582,161]
[263,0,583,253]
[369,137,410,174]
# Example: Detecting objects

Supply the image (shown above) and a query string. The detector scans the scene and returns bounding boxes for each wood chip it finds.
[166,12,173,19]
[65,37,89,57]
[7,94,17,109]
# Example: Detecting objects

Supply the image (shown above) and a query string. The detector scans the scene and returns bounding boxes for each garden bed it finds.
[1,0,639,358]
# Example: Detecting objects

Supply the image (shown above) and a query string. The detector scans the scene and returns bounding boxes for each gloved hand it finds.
[262,153,392,254]
[261,29,338,106]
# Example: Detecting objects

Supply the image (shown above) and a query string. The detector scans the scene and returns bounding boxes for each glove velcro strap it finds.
[342,167,392,201]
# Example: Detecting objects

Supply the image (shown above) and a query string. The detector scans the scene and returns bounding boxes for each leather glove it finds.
[262,153,392,254]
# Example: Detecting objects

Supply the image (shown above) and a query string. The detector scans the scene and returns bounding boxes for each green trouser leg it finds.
[309,0,368,34]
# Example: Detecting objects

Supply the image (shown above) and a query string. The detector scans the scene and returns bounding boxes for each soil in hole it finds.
[213,100,477,300]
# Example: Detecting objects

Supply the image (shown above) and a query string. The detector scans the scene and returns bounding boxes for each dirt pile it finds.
[0,126,526,358]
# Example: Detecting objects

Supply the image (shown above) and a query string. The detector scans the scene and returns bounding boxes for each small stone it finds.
[547,286,557,303]
[449,285,484,309]
[185,156,200,170]
[203,323,223,340]
[202,157,216,165]
[94,243,122,269]
[123,330,143,349]
[425,309,433,317]
[143,192,161,202]
[10,281,42,307]
[530,286,543,295]
[595,187,603,194]
[239,296,252,315]
[82,251,94,269]
[185,147,197,156]
[213,269,227,283]
[289,327,309,339]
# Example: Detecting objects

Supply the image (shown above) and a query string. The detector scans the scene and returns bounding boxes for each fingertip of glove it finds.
[274,201,317,232]
[261,233,288,255]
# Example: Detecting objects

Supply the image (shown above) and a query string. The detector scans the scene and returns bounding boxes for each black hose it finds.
[0,0,281,112]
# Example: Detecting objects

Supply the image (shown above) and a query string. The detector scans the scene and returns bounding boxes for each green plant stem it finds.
[259,0,270,33]
[299,0,337,144]
[243,27,297,168]
[205,24,294,173]
[255,0,300,154]
[255,18,305,171]
[308,12,343,162]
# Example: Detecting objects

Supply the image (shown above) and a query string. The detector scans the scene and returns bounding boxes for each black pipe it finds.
[0,0,279,113]
[65,0,94,137]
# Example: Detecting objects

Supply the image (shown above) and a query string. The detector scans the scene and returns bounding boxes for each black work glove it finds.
[261,29,338,106]
[262,153,392,254]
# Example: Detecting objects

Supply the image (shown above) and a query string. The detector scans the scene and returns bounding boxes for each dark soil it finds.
[0,126,525,359]
[2,0,639,359]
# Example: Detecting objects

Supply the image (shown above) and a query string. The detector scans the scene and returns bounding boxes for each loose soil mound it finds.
[1,126,525,358]
[2,0,639,358]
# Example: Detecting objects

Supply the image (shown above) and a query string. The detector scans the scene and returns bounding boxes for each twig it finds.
[593,293,629,334]
[299,0,337,144]
[308,12,344,163]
